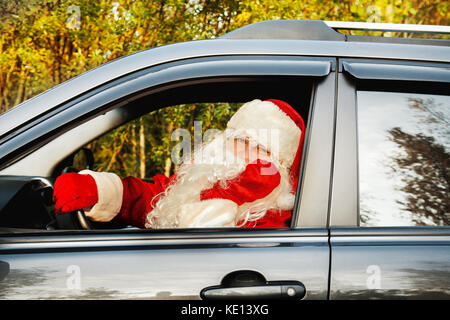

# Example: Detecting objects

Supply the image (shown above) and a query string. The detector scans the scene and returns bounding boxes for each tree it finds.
[1,0,448,180]
[1,0,448,113]
[388,127,449,226]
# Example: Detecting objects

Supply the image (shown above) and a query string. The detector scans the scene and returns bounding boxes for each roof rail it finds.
[219,20,450,47]
[324,21,450,35]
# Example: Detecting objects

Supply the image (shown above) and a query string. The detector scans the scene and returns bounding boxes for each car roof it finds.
[1,20,449,139]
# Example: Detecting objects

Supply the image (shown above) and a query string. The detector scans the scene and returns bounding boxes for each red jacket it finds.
[116,159,292,228]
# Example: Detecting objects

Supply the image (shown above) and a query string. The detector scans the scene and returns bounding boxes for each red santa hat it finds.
[226,99,305,192]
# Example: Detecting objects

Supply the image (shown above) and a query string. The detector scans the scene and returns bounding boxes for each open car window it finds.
[0,75,315,233]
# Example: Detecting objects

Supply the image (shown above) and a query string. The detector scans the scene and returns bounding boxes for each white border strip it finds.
[325,21,450,34]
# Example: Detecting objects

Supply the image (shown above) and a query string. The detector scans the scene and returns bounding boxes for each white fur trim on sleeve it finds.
[178,199,238,228]
[78,170,123,222]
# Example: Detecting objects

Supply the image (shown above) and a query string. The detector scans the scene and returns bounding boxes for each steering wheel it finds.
[53,207,93,230]
[74,209,93,230]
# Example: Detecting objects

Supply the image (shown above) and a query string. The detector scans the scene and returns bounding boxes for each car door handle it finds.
[200,270,306,300]
[201,281,306,300]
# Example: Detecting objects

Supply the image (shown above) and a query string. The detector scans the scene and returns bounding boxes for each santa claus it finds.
[53,99,305,228]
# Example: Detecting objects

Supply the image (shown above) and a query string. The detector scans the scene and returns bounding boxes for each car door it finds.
[329,59,450,299]
[0,54,336,299]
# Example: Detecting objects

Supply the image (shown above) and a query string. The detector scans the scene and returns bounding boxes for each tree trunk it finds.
[139,118,146,179]
[13,69,25,107]
[164,121,174,177]
[164,157,172,177]
[131,122,137,176]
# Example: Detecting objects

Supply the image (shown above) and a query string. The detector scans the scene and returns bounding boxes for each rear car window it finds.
[357,91,449,227]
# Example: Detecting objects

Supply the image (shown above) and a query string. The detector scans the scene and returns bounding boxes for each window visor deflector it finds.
[342,61,450,83]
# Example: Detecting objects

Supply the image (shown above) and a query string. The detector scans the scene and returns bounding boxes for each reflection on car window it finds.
[357,91,449,227]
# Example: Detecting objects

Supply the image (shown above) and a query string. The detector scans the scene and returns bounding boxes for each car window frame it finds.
[329,57,450,228]
[0,55,337,233]
[0,55,334,169]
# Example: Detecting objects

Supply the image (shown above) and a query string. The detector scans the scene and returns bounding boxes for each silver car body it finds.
[0,20,449,299]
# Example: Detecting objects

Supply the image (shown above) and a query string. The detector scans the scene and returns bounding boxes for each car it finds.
[0,20,449,300]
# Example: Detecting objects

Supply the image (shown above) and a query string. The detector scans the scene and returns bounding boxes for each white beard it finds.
[145,130,294,229]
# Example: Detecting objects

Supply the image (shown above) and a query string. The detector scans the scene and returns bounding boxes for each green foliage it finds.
[0,0,448,178]
[1,0,447,113]
[88,102,240,178]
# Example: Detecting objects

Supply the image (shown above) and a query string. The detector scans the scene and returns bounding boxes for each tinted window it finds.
[357,91,449,227]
